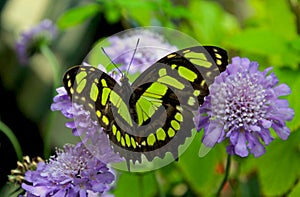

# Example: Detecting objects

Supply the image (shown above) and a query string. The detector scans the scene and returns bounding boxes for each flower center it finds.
[211,72,269,131]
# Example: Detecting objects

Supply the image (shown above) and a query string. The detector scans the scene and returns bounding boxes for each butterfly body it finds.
[63,46,228,165]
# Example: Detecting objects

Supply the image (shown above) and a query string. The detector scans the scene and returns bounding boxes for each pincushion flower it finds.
[194,57,294,157]
[16,19,57,64]
[21,143,115,197]
[103,30,178,74]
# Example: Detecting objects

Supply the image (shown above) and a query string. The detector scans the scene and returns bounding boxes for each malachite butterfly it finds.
[63,46,228,168]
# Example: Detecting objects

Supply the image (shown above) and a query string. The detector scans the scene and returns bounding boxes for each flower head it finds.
[103,30,178,74]
[16,19,57,64]
[51,83,122,164]
[22,143,115,197]
[194,57,294,157]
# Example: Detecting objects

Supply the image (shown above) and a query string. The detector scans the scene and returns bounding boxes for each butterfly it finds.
[63,46,228,167]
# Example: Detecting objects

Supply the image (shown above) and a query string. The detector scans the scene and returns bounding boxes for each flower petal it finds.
[234,132,248,157]
[202,122,223,147]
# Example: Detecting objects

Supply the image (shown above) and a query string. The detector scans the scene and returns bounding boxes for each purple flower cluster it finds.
[16,19,57,64]
[22,143,115,197]
[51,83,122,164]
[103,30,178,74]
[194,57,294,157]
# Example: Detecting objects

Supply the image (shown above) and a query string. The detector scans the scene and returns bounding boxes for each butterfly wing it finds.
[128,46,228,161]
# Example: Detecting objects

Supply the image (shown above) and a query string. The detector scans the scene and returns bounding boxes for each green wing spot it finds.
[90,83,99,102]
[156,128,166,141]
[167,54,176,58]
[112,124,117,135]
[176,106,183,112]
[215,53,221,59]
[125,134,131,147]
[175,112,183,122]
[190,59,212,68]
[168,128,175,137]
[102,115,109,126]
[201,80,206,87]
[67,80,72,88]
[110,91,121,106]
[101,79,107,87]
[136,96,162,125]
[110,91,133,126]
[171,120,180,130]
[121,137,125,147]
[75,71,87,84]
[96,110,101,118]
[188,96,196,106]
[118,101,133,126]
[141,141,146,146]
[147,133,156,146]
[101,88,111,106]
[88,103,94,109]
[142,92,162,99]
[116,131,121,142]
[158,68,167,77]
[157,76,184,90]
[193,90,201,96]
[66,74,70,80]
[70,87,74,94]
[216,59,222,65]
[131,137,136,148]
[76,79,86,94]
[146,82,168,95]
[184,51,207,60]
[178,66,197,82]
[171,64,177,69]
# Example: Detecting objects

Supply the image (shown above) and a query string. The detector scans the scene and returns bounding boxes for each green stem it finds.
[138,173,144,197]
[40,44,61,158]
[0,121,23,161]
[216,155,231,197]
[40,44,60,88]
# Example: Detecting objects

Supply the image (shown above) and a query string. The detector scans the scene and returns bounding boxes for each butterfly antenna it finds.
[126,38,140,75]
[101,47,123,77]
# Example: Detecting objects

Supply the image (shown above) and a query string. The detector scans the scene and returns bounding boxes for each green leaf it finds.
[257,131,300,196]
[273,68,300,131]
[227,28,300,69]
[248,0,297,39]
[57,4,101,29]
[176,134,224,195]
[113,172,157,197]
[0,183,23,197]
[186,0,239,44]
[289,181,300,197]
[227,28,286,55]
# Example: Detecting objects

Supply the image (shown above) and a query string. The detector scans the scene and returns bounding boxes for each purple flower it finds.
[103,30,178,74]
[16,19,57,64]
[194,57,294,157]
[22,143,115,197]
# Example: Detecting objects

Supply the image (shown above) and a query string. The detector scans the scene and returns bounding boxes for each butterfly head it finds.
[119,75,132,92]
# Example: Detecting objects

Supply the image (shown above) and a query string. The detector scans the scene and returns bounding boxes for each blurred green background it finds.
[0,0,300,196]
